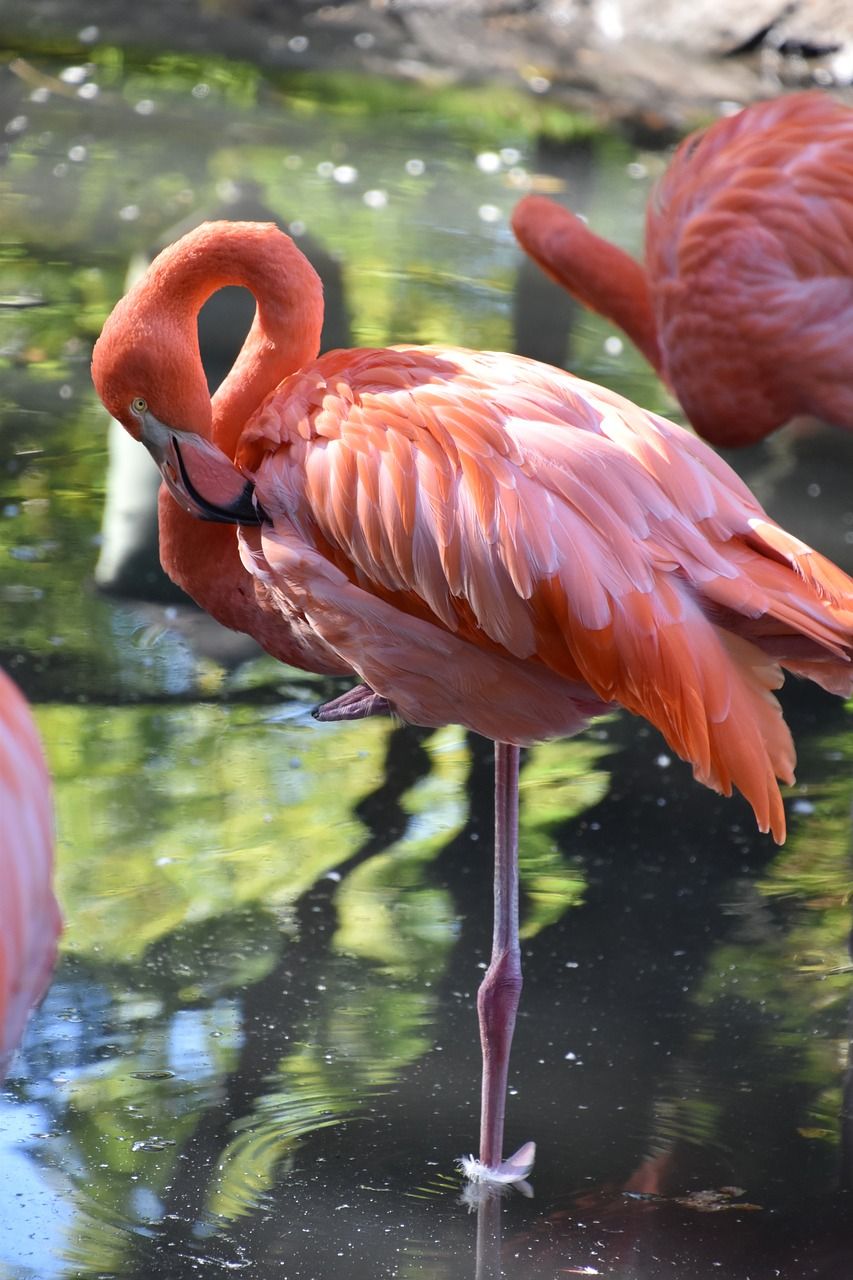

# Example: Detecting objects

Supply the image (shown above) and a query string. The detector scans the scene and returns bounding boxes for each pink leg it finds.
[477,741,522,1169]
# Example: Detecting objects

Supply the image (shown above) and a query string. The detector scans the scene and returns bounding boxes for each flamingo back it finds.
[0,671,60,1073]
[646,92,853,444]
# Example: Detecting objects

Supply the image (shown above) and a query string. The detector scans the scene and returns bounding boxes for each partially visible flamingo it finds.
[512,91,853,447]
[92,220,853,1179]
[0,670,60,1076]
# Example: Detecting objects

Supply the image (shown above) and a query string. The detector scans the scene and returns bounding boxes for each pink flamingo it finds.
[92,220,853,1178]
[512,91,853,447]
[0,670,60,1075]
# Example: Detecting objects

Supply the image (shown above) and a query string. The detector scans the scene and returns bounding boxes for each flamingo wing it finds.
[0,672,60,1072]
[647,92,853,441]
[236,346,853,839]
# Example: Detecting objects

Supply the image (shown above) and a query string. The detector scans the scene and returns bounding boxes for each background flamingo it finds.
[0,670,61,1077]
[512,91,853,447]
[91,220,853,1178]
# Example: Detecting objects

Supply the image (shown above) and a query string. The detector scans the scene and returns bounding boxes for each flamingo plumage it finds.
[0,670,60,1076]
[91,220,853,1176]
[512,91,853,447]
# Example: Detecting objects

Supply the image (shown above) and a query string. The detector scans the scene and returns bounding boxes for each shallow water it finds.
[1,45,853,1280]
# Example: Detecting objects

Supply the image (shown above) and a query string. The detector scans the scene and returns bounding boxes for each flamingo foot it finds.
[459,1140,536,1187]
[313,683,392,721]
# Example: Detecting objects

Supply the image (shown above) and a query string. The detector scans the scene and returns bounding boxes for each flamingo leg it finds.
[477,740,522,1169]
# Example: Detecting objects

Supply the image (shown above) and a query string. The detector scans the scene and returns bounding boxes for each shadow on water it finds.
[0,36,852,1280]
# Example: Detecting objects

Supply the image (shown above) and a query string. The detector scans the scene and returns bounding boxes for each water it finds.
[1,43,853,1280]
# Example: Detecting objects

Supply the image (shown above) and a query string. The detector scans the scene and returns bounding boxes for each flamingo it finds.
[91,220,853,1179]
[512,91,853,447]
[0,670,60,1076]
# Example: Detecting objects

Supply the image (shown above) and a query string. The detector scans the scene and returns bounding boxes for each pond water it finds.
[2,43,853,1280]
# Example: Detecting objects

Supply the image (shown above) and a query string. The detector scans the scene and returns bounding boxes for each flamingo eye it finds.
[130,397,148,415]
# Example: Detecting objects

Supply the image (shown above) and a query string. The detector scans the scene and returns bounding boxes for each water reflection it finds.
[0,41,852,1280]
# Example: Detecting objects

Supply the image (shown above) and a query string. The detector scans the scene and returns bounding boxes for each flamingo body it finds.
[234,338,853,842]
[91,220,853,1168]
[0,671,60,1072]
[512,92,853,446]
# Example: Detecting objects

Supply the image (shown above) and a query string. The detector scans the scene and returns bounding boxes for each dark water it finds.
[2,45,853,1280]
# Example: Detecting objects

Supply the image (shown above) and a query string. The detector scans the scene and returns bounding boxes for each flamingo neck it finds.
[143,221,324,457]
[157,493,346,674]
[512,197,662,373]
[143,223,327,665]
[158,500,250,632]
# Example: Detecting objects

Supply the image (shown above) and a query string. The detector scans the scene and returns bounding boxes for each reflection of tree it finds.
[111,722,436,1274]
[515,685,853,1212]
[26,683,853,1278]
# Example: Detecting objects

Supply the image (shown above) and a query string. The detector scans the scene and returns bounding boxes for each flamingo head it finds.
[92,289,261,525]
[91,281,213,444]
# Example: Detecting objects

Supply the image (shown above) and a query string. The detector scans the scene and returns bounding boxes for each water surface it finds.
[1,46,853,1279]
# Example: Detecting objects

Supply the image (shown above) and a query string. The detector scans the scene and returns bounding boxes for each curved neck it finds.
[143,221,323,457]
[512,196,662,374]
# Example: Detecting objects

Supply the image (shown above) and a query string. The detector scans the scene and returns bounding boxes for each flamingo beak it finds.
[136,409,266,526]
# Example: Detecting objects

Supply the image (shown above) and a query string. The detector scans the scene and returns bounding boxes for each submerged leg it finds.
[477,740,523,1170]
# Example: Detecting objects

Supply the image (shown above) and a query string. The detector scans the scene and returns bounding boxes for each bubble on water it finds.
[478,204,502,223]
[283,153,303,170]
[719,100,744,117]
[332,164,358,184]
[30,88,50,104]
[288,35,309,53]
[363,188,388,209]
[476,151,501,174]
[215,178,240,202]
[78,24,99,42]
[316,160,334,177]
[132,1136,177,1152]
[192,83,210,99]
[627,161,647,179]
[60,65,89,85]
[604,335,624,356]
[288,219,306,236]
[77,83,99,100]
[134,99,156,116]
[527,74,551,93]
[68,144,87,162]
[6,115,28,136]
[354,31,375,49]
[119,204,140,221]
[405,158,425,176]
